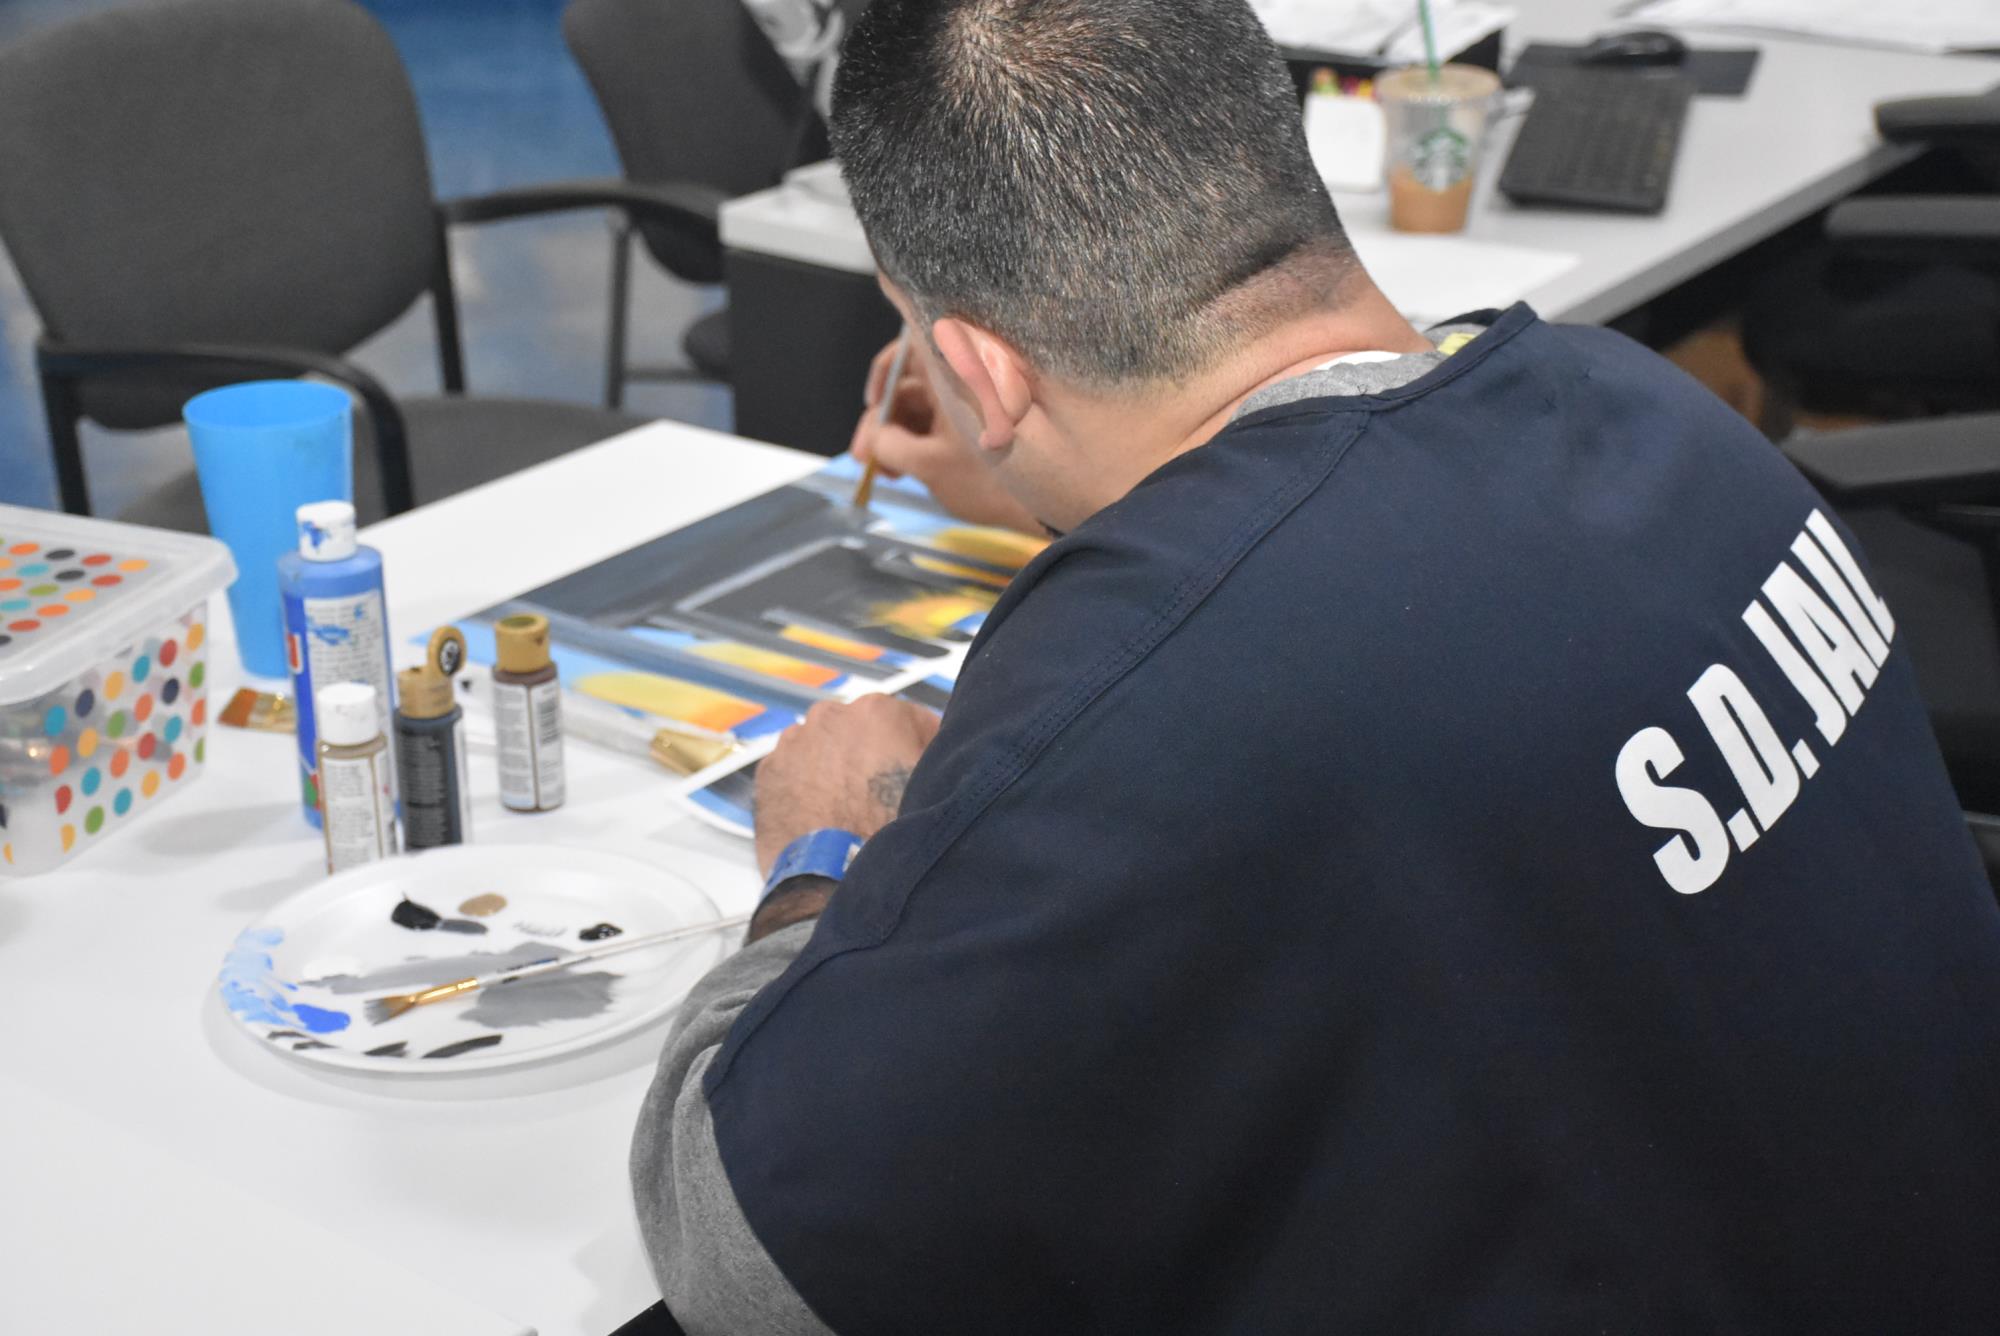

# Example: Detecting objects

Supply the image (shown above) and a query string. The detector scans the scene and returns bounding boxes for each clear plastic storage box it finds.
[0,505,235,876]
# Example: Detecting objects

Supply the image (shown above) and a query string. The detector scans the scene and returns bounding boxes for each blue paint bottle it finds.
[278,500,395,826]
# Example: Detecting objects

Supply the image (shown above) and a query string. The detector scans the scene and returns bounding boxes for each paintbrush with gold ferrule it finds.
[365,913,753,1024]
[559,689,740,776]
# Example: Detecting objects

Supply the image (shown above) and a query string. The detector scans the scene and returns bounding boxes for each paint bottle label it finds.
[287,589,396,816]
[321,749,398,872]
[397,715,473,848]
[495,679,565,811]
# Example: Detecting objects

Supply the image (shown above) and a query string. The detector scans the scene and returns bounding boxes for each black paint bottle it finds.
[394,626,472,849]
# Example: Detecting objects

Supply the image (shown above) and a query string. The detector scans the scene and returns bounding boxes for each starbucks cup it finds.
[1377,64,1502,234]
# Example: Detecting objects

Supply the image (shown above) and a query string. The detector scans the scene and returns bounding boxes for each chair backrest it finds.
[0,0,440,429]
[564,0,815,282]
[1844,506,2000,813]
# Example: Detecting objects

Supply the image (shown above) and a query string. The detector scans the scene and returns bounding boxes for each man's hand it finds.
[753,694,944,878]
[851,334,1043,535]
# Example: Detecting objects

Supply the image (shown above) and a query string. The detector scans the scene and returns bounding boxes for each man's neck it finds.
[1046,279,1429,519]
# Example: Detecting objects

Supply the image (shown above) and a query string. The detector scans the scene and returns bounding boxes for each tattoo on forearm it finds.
[868,763,912,812]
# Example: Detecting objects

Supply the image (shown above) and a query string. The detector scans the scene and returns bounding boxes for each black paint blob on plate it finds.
[579,922,624,941]
[365,1041,409,1058]
[424,1034,504,1059]
[391,898,442,931]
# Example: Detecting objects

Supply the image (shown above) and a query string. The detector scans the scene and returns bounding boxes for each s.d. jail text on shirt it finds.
[1616,510,1897,895]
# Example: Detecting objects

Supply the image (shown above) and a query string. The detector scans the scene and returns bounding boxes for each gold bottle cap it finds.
[494,613,552,675]
[399,626,466,720]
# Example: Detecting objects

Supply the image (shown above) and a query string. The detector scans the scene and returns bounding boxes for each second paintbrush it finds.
[853,324,913,510]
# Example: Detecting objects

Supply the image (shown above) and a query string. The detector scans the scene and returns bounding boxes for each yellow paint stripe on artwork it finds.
[910,556,1012,589]
[575,672,765,733]
[868,593,991,640]
[691,641,844,688]
[925,526,1047,569]
[780,625,888,661]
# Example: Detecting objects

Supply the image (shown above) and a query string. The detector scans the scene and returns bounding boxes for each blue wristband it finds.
[760,828,863,902]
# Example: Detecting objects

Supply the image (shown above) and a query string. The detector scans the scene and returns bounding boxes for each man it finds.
[632,0,2000,1331]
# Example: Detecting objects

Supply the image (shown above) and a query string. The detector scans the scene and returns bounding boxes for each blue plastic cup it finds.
[184,380,353,679]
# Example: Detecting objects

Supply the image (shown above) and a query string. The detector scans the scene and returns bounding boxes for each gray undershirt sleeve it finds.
[630,920,835,1336]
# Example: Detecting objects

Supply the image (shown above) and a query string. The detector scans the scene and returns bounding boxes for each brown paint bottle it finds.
[492,613,565,812]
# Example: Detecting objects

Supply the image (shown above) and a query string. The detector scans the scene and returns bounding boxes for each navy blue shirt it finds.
[707,306,2000,1332]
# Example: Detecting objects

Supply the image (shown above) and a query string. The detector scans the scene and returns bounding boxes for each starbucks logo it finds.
[1411,126,1471,190]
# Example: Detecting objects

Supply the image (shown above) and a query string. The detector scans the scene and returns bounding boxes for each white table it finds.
[0,422,824,1336]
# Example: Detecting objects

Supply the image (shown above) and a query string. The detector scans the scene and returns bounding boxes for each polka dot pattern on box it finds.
[0,536,152,654]
[0,505,231,876]
[28,611,211,856]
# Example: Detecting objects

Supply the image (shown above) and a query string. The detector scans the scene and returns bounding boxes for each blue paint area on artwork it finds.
[292,1003,352,1034]
[217,925,351,1038]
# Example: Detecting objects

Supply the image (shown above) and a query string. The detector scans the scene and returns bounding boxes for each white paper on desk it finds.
[1305,93,1388,192]
[1623,0,2000,54]
[1347,231,1579,327]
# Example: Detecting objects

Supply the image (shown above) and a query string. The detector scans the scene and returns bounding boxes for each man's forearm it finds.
[631,919,833,1335]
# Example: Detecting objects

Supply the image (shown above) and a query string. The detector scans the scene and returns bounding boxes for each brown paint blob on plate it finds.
[459,892,508,917]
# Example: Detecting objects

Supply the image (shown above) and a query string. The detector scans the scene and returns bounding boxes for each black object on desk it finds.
[1510,41,1760,96]
[1498,68,1696,215]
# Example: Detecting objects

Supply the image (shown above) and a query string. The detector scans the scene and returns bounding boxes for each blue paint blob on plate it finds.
[292,1003,352,1034]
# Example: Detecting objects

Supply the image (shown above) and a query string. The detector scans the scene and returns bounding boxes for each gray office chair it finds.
[1786,413,2000,889]
[0,0,720,528]
[563,0,825,409]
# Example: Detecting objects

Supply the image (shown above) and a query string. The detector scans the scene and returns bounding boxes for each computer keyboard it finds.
[1497,68,1695,215]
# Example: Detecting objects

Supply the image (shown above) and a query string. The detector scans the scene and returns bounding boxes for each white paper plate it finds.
[217,845,726,1074]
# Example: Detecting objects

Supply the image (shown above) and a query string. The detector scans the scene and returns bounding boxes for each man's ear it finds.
[931,318,1033,452]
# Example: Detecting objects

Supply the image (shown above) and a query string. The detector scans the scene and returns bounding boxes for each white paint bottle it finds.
[317,681,399,873]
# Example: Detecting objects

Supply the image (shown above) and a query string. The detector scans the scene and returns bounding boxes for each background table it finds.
[0,422,822,1336]
[719,0,1996,453]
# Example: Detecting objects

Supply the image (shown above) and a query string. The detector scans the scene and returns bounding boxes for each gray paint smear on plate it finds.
[303,942,621,1029]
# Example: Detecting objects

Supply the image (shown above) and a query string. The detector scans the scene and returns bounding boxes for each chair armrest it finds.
[1825,196,2000,264]
[1876,89,2000,147]
[36,339,415,516]
[438,177,725,240]
[1784,414,2000,507]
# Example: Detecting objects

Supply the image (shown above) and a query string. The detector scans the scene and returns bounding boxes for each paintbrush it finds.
[561,689,739,776]
[218,687,295,732]
[364,913,753,1024]
[853,325,911,511]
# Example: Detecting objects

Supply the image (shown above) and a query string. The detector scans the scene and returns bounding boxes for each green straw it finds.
[1417,0,1441,84]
